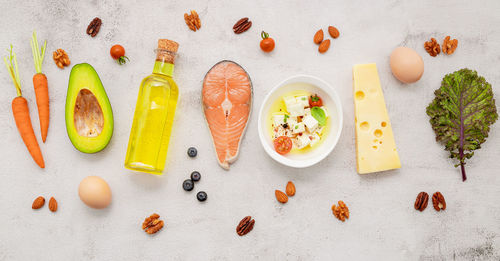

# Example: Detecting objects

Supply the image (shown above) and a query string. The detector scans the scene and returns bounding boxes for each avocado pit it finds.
[74,89,104,137]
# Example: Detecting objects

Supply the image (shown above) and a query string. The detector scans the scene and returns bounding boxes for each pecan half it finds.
[432,192,446,211]
[233,17,252,34]
[53,49,71,69]
[184,10,201,32]
[236,216,255,236]
[142,213,164,234]
[86,17,102,37]
[442,36,458,55]
[414,192,429,211]
[424,38,441,57]
[332,200,349,222]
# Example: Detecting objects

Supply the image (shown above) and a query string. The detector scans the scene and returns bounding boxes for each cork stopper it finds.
[156,39,179,64]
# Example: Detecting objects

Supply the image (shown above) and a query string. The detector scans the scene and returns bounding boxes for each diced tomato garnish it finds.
[309,94,323,107]
[273,136,293,155]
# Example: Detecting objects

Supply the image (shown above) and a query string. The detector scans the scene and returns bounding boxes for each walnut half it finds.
[332,200,350,222]
[442,36,458,55]
[53,49,70,69]
[424,38,441,57]
[142,213,164,234]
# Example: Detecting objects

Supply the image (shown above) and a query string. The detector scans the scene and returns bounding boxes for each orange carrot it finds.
[4,45,45,168]
[33,73,49,142]
[12,97,45,168]
[30,32,49,142]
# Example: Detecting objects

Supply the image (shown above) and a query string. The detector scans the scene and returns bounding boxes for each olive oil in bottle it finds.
[124,39,179,174]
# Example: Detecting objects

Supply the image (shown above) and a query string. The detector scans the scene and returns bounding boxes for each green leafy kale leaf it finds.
[426,68,497,181]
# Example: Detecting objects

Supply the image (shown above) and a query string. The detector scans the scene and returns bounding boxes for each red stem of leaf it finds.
[461,162,467,181]
[459,148,467,181]
[458,81,466,182]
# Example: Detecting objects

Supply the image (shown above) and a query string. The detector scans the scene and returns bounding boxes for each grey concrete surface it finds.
[0,0,499,260]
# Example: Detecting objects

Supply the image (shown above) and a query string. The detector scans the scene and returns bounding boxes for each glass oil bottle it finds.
[124,39,179,174]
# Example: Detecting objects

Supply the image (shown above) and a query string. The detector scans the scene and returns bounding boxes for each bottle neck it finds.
[153,60,174,77]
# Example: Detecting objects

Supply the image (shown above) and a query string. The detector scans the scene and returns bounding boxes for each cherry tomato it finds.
[309,94,323,107]
[274,136,293,155]
[260,31,275,53]
[110,45,129,65]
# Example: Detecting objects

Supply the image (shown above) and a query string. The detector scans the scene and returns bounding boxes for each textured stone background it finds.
[0,0,499,260]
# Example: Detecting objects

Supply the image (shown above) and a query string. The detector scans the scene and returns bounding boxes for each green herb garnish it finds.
[295,125,298,129]
[311,107,326,126]
[284,114,289,123]
[426,68,498,181]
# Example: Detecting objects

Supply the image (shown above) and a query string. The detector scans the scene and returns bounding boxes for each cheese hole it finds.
[372,146,378,150]
[360,122,370,131]
[374,129,383,138]
[355,91,365,100]
[379,141,383,144]
[381,121,387,127]
[373,139,378,143]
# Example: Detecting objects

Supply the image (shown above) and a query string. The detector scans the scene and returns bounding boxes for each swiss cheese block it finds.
[353,63,401,174]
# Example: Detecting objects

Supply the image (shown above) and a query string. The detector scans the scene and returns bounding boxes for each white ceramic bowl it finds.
[258,75,343,168]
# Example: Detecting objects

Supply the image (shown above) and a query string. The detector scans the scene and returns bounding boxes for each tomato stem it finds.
[261,31,269,40]
[117,56,129,65]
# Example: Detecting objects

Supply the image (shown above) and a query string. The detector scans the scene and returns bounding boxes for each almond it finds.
[328,26,340,39]
[286,181,296,196]
[318,39,331,53]
[275,190,288,203]
[48,197,58,212]
[313,29,324,44]
[32,196,45,209]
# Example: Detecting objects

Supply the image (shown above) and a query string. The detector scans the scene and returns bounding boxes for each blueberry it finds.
[197,191,207,202]
[183,179,194,191]
[191,171,201,182]
[187,147,197,157]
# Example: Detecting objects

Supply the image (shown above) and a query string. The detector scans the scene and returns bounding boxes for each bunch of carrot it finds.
[3,31,49,168]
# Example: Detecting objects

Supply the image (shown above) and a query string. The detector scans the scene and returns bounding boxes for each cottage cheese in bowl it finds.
[258,75,343,168]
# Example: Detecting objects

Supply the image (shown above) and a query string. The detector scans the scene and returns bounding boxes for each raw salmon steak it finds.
[202,61,252,169]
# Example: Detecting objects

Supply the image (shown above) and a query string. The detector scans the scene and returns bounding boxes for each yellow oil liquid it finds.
[267,90,330,154]
[124,61,178,174]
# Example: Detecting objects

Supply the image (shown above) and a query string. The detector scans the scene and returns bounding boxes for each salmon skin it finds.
[202,60,252,169]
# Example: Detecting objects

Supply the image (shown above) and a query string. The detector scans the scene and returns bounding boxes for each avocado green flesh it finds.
[66,63,113,153]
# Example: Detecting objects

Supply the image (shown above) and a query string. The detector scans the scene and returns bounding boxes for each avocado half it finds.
[65,63,113,153]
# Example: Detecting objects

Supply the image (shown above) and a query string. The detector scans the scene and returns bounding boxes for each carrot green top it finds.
[30,31,46,74]
[3,45,22,97]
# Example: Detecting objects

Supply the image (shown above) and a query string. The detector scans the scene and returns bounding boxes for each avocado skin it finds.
[65,63,114,153]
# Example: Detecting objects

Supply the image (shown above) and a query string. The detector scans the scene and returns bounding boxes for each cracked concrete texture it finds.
[0,0,499,260]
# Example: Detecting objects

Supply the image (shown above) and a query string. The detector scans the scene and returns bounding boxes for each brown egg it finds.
[78,176,112,209]
[390,47,424,83]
